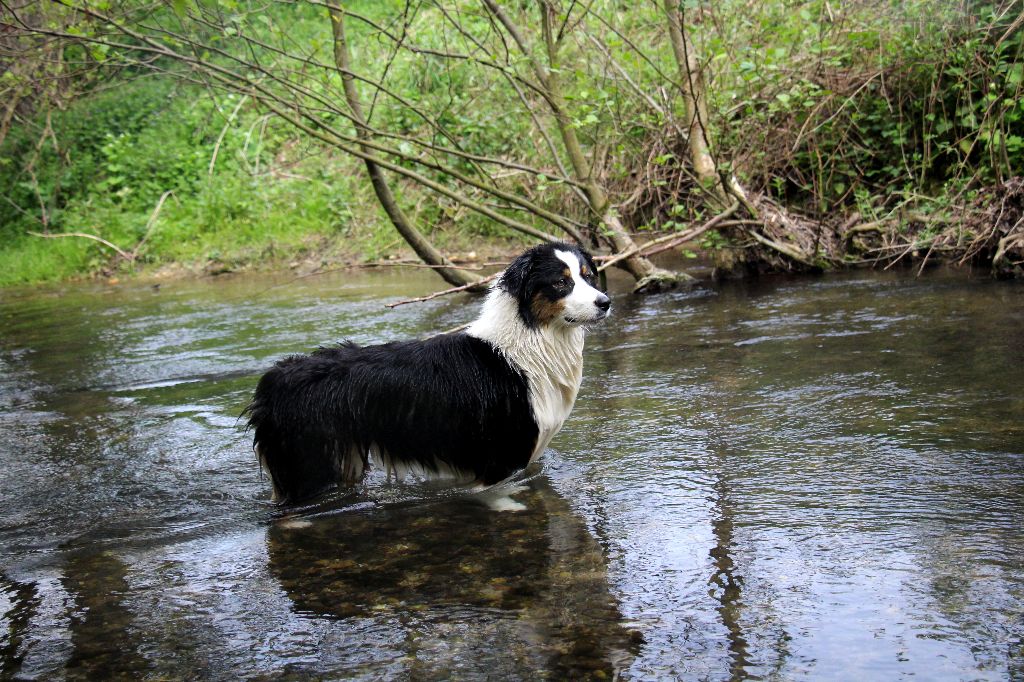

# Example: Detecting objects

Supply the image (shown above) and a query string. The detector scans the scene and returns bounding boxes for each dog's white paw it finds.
[477,482,530,512]
[277,518,313,529]
[485,494,527,512]
[503,483,529,496]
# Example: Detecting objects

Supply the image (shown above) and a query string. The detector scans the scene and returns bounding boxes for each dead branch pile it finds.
[958,177,1024,277]
[744,195,843,269]
[841,177,1024,277]
[614,132,700,232]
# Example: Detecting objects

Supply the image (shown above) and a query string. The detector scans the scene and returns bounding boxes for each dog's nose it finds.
[595,293,611,312]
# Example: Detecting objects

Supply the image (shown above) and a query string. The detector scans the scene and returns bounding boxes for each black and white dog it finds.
[245,242,610,504]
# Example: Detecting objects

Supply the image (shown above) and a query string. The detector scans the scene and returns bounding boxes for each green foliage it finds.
[706,0,1023,209]
[0,80,170,234]
[0,77,390,285]
[2,0,1020,285]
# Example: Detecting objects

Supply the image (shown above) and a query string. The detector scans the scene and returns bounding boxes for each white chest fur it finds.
[466,289,585,459]
[519,325,584,460]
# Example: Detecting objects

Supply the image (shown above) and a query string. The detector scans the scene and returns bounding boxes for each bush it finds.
[706,0,1024,210]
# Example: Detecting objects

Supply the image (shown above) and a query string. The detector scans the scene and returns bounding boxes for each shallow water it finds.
[1,266,1022,680]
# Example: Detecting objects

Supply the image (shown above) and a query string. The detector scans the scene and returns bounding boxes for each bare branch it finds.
[329,5,483,289]
[598,200,739,271]
[385,272,500,308]
[28,231,132,260]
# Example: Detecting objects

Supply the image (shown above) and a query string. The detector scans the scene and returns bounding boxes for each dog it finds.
[245,242,610,504]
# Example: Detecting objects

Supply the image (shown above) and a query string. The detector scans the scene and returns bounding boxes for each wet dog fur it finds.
[245,242,610,504]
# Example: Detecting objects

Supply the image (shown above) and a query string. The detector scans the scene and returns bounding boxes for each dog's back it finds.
[246,334,539,503]
[246,243,610,504]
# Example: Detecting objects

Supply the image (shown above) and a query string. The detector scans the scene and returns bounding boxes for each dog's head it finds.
[498,243,611,328]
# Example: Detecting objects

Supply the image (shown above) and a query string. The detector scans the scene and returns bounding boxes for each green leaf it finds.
[1008,63,1023,86]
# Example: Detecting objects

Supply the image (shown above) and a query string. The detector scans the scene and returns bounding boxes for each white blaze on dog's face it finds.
[514,245,610,329]
[552,249,610,325]
[477,242,611,333]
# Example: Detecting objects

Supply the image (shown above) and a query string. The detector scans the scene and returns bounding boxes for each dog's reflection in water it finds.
[266,474,640,679]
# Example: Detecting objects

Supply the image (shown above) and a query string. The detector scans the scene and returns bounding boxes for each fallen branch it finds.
[916,241,938,275]
[598,200,739,272]
[745,228,815,266]
[725,177,760,220]
[882,240,922,269]
[385,272,498,308]
[28,231,133,260]
[30,189,176,266]
[843,221,887,239]
[643,204,742,260]
[992,229,1024,271]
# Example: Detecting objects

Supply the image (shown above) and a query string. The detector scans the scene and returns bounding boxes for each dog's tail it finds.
[244,358,364,504]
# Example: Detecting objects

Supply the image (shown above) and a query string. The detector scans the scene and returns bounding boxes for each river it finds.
[1,266,1022,680]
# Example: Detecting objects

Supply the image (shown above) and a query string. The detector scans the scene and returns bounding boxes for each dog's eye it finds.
[556,277,571,288]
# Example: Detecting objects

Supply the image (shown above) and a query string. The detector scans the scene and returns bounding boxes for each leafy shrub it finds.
[707,1,1023,210]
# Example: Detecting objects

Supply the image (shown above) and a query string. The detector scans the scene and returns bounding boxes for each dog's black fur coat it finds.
[246,242,607,504]
[246,334,538,502]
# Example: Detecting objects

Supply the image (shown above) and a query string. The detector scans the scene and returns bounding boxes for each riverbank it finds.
[0,214,532,288]
[5,177,1020,291]
[705,178,1024,281]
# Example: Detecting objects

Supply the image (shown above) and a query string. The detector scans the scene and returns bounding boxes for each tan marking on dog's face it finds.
[530,291,566,325]
[554,249,610,325]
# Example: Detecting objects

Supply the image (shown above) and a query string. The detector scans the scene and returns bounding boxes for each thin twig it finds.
[883,240,921,269]
[208,95,248,176]
[364,259,509,271]
[425,321,471,339]
[130,189,175,259]
[385,272,499,308]
[28,231,132,260]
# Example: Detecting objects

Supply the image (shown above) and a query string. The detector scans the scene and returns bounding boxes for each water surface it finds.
[1,267,1022,680]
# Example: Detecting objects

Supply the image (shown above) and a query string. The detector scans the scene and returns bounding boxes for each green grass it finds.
[0,236,96,286]
[0,148,524,287]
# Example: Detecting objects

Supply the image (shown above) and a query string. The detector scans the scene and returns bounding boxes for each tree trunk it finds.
[480,0,687,291]
[329,8,483,289]
[663,0,729,208]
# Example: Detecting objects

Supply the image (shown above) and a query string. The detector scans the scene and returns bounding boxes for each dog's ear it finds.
[498,247,535,300]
